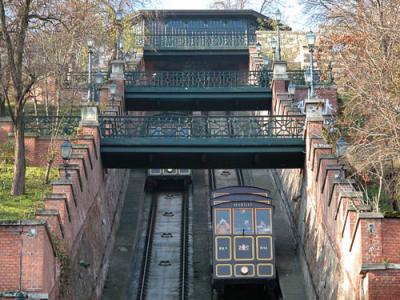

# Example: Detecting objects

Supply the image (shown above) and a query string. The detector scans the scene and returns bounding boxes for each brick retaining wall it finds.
[272,77,400,299]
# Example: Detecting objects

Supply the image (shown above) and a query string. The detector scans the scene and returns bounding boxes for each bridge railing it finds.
[62,71,109,89]
[125,70,272,88]
[99,115,305,139]
[135,32,257,50]
[287,69,334,86]
[24,115,81,136]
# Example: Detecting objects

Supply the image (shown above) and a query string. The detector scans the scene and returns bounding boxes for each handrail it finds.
[125,70,272,88]
[135,32,257,49]
[99,115,305,139]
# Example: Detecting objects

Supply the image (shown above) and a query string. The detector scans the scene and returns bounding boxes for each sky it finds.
[152,0,309,31]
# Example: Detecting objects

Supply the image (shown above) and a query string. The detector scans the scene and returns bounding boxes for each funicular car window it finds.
[255,208,272,235]
[233,208,253,234]
[215,209,231,235]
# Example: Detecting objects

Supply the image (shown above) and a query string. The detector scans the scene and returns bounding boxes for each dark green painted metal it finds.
[125,71,271,88]
[62,71,109,89]
[124,71,272,110]
[98,115,305,139]
[288,69,334,86]
[135,33,256,50]
[24,115,81,136]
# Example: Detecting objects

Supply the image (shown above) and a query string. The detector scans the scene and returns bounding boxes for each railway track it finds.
[209,169,244,191]
[137,190,189,300]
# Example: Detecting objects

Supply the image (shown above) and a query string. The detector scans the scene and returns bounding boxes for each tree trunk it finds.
[0,98,5,117]
[11,115,26,195]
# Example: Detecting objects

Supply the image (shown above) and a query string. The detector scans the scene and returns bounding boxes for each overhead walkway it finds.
[98,115,305,169]
[124,70,272,111]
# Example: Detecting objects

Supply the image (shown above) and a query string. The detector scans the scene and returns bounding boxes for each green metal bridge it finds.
[24,114,305,168]
[124,70,273,111]
[98,114,305,169]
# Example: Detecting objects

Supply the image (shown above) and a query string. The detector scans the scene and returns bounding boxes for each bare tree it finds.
[312,0,400,211]
[0,0,63,195]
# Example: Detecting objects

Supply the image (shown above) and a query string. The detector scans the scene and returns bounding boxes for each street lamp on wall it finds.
[87,37,94,102]
[61,138,72,180]
[256,41,261,56]
[270,37,277,62]
[306,30,316,98]
[109,82,117,106]
[288,82,296,96]
[95,72,104,102]
[274,8,282,61]
[115,10,123,60]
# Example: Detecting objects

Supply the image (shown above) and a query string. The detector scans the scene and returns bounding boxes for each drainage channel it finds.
[137,190,189,300]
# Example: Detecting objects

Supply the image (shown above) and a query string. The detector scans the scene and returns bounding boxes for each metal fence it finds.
[135,32,257,50]
[24,115,81,136]
[287,69,334,86]
[125,70,272,88]
[62,71,109,89]
[99,115,305,139]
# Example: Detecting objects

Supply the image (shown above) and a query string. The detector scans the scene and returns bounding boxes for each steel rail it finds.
[137,193,158,300]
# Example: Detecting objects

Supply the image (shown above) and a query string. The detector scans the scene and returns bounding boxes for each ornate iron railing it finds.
[24,115,81,136]
[99,115,305,139]
[62,71,109,89]
[135,32,256,50]
[288,69,334,86]
[125,70,271,88]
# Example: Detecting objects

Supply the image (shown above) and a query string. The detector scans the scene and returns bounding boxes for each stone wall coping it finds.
[335,190,362,221]
[0,292,49,299]
[311,143,332,170]
[0,220,56,256]
[321,164,341,194]
[58,164,83,192]
[51,179,78,207]
[72,146,93,170]
[0,219,46,226]
[44,193,71,222]
[361,263,400,271]
[328,179,354,207]
[8,132,39,138]
[70,155,88,180]
[349,212,384,251]
[358,212,384,219]
[45,193,67,200]
[316,156,338,182]
[36,209,65,239]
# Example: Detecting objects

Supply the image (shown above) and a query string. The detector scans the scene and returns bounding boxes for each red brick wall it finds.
[0,124,129,300]
[272,78,400,299]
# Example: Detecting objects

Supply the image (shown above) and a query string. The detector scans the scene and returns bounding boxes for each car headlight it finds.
[240,266,249,275]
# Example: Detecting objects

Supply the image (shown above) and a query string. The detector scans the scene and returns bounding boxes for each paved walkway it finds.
[250,169,308,300]
[101,170,147,300]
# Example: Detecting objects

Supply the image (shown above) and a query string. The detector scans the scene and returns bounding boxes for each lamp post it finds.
[304,67,312,99]
[61,138,72,180]
[95,72,104,102]
[274,8,282,61]
[87,37,94,102]
[115,10,123,60]
[109,82,117,106]
[256,41,261,56]
[336,137,347,157]
[270,37,277,62]
[306,30,316,98]
[288,82,296,96]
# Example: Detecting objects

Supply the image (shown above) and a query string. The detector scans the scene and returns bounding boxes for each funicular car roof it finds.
[212,185,271,198]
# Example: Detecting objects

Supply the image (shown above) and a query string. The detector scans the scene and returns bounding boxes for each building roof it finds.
[132,9,267,22]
